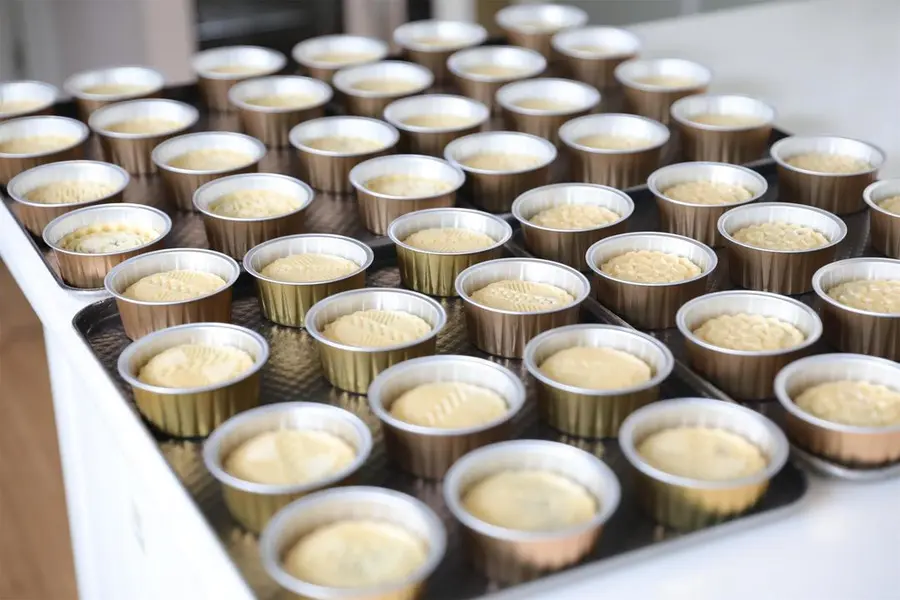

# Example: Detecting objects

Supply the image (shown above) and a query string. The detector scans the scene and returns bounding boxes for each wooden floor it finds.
[0,262,79,600]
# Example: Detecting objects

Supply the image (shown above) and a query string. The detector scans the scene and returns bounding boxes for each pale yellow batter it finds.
[224,429,356,485]
[530,204,620,230]
[81,83,151,96]
[283,520,428,588]
[167,149,254,171]
[260,253,360,283]
[513,98,578,112]
[878,195,900,215]
[208,188,302,218]
[576,134,652,151]
[464,65,528,78]
[244,94,319,109]
[539,346,652,390]
[462,470,597,531]
[693,313,806,351]
[0,100,44,114]
[470,280,574,312]
[827,279,900,314]
[662,181,753,205]
[633,75,697,88]
[58,223,158,253]
[461,153,543,172]
[303,136,383,153]
[570,44,616,56]
[402,114,477,129]
[25,181,116,204]
[208,65,268,76]
[365,175,452,197]
[389,382,508,428]
[351,79,420,94]
[138,343,254,388]
[311,52,378,65]
[403,227,495,252]
[512,21,561,34]
[795,380,900,427]
[414,37,465,49]
[731,221,829,251]
[104,118,184,135]
[0,135,77,154]
[689,114,764,127]
[123,270,227,302]
[322,309,432,348]
[600,250,702,284]
[637,427,767,481]
[785,153,871,174]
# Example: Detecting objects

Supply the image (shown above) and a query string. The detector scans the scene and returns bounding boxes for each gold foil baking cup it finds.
[551,27,641,90]
[447,45,546,112]
[496,77,601,146]
[619,398,788,531]
[614,58,712,126]
[0,115,89,185]
[104,248,241,340]
[775,353,900,466]
[331,60,433,118]
[383,94,489,157]
[63,66,165,120]
[443,439,620,583]
[243,233,374,327]
[494,3,588,60]
[670,94,775,164]
[393,20,488,83]
[291,34,389,84]
[117,323,268,437]
[191,46,287,112]
[863,179,900,259]
[0,80,58,122]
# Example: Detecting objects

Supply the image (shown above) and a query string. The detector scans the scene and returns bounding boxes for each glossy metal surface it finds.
[0,115,89,185]
[191,46,287,112]
[447,46,546,112]
[863,179,900,259]
[394,20,488,82]
[494,3,589,59]
[671,94,775,164]
[0,80,58,121]
[551,27,641,90]
[496,78,600,145]
[63,66,165,120]
[383,94,489,157]
[228,76,332,147]
[615,58,711,125]
[332,60,433,118]
[291,35,389,84]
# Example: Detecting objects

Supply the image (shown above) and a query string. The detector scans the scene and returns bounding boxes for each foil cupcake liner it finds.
[496,77,601,145]
[447,46,546,112]
[393,20,488,82]
[775,353,900,466]
[719,201,847,294]
[812,258,900,361]
[443,439,620,583]
[192,46,287,112]
[0,80,58,121]
[524,324,674,438]
[332,60,433,118]
[770,135,884,215]
[677,291,823,400]
[0,115,89,185]
[104,248,241,340]
[117,323,268,437]
[444,131,557,213]
[671,94,775,164]
[619,398,788,531]
[383,94,489,157]
[512,182,634,271]
[291,34,389,84]
[586,232,718,329]
[289,116,399,194]
[550,27,641,90]
[260,487,446,600]
[864,179,900,259]
[63,66,165,119]
[456,257,590,358]
[305,288,447,393]
[495,3,589,59]
[244,233,374,327]
[614,58,712,125]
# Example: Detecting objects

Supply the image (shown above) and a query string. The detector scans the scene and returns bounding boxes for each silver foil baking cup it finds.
[495,3,589,59]
[393,20,488,82]
[0,80,58,120]
[495,77,601,145]
[192,46,287,112]
[550,26,642,90]
[614,58,712,125]
[670,94,775,164]
[0,115,89,185]
[383,94,489,157]
[447,45,546,112]
[63,66,165,118]
[332,60,434,118]
[863,178,900,259]
[291,34,389,83]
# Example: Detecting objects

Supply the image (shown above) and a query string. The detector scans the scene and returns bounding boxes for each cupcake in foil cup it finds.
[671,94,775,164]
[719,201,847,294]
[289,116,399,194]
[7,159,127,236]
[495,3,589,60]
[863,179,900,259]
[444,131,557,213]
[614,58,711,126]
[117,323,268,437]
[305,288,447,393]
[812,258,900,361]
[559,112,669,189]
[619,398,788,531]
[496,77,601,145]
[586,232,717,330]
[349,153,464,235]
[228,76,333,148]
[443,439,620,583]
[551,27,641,90]
[63,65,164,119]
[446,46,546,112]
[775,353,900,466]
[456,257,590,358]
[368,355,526,478]
[260,486,446,600]
[42,202,170,289]
[648,161,768,247]
[524,324,673,438]
[383,94,489,157]
[152,131,267,211]
[512,183,634,271]
[291,34,389,84]
[770,135,884,215]
[203,402,373,533]
[0,115,89,185]
[0,80,58,122]
[191,46,287,112]
[89,99,199,175]
[244,234,374,327]
[104,248,240,340]
[677,291,822,400]
[393,20,488,82]
[193,173,313,259]
[332,60,433,119]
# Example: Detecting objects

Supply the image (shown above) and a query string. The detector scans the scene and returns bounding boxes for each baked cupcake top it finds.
[785,152,871,174]
[731,221,829,251]
[692,313,806,352]
[539,346,652,390]
[390,382,508,429]
[637,427,767,481]
[461,152,542,172]
[827,279,900,314]
[224,429,356,485]
[0,135,77,155]
[25,180,116,204]
[601,250,702,283]
[402,227,495,252]
[58,223,158,254]
[138,343,253,388]
[167,148,254,171]
[529,204,620,230]
[794,380,900,427]
[208,188,302,218]
[470,280,574,312]
[123,269,227,302]
[662,180,752,205]
[260,253,359,283]
[364,174,452,197]
[323,309,432,348]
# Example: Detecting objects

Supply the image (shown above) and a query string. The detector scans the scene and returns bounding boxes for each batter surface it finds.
[208,64,268,76]
[461,153,543,172]
[877,195,900,215]
[827,279,900,314]
[570,44,617,56]
[464,65,529,79]
[662,180,753,205]
[25,180,116,204]
[530,204,620,230]
[414,36,465,49]
[539,346,652,390]
[470,280,574,312]
[351,79,420,94]
[0,100,44,114]
[123,269,227,302]
[104,118,184,135]
[322,309,432,348]
[389,382,508,428]
[260,253,359,283]
[576,134,652,151]
[311,52,378,65]
[58,223,158,253]
[785,152,871,174]
[513,98,578,112]
[600,250,702,283]
[81,83,151,96]
[0,135,77,154]
[364,175,452,197]
[794,380,900,427]
[303,136,383,153]
[692,313,806,351]
[403,227,495,252]
[138,343,254,388]
[224,429,356,485]
[402,114,477,129]
[208,188,302,218]
[731,221,829,251]
[168,149,254,171]
[637,427,767,481]
[632,75,697,88]
[245,94,319,109]
[689,114,764,127]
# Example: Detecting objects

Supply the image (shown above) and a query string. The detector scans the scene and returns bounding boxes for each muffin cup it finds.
[0,115,89,185]
[456,257,590,358]
[117,323,268,437]
[494,3,589,60]
[671,94,775,164]
[512,183,634,271]
[349,154,464,235]
[383,94,489,157]
[260,486,446,600]
[228,76,333,148]
[444,131,557,213]
[63,66,164,120]
[393,20,488,82]
[289,116,399,194]
[152,131,267,211]
[496,78,601,145]
[203,402,373,533]
[524,324,674,438]
[193,173,314,259]
[586,232,718,330]
[331,60,433,118]
[244,234,374,327]
[104,248,240,340]
[614,58,712,126]
[447,46,546,112]
[191,46,287,112]
[770,135,884,215]
[305,288,447,394]
[677,291,823,400]
[291,34,389,84]
[812,258,900,361]
[774,353,900,466]
[0,80,58,121]
[719,201,847,294]
[619,398,789,531]
[368,355,526,478]
[559,113,669,189]
[42,203,170,289]
[863,179,900,259]
[6,159,128,236]
[550,27,641,90]
[88,99,199,175]
[443,439,620,583]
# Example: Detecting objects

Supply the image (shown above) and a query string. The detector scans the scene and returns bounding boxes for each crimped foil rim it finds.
[495,77,601,117]
[770,135,885,177]
[7,159,129,208]
[88,99,199,140]
[811,257,900,317]
[242,233,375,287]
[288,116,399,157]
[717,201,848,255]
[647,161,768,208]
[387,207,512,256]
[151,131,266,176]
[558,112,670,155]
[444,131,557,176]
[348,153,465,201]
[446,45,546,83]
[42,202,171,257]
[550,25,641,59]
[0,116,89,159]
[192,173,315,222]
[191,45,287,80]
[669,94,776,132]
[613,58,712,92]
[227,75,333,114]
[511,182,635,233]
[63,65,165,99]
[392,20,488,52]
[382,94,490,134]
[291,34,390,69]
[0,80,58,117]
[863,179,900,218]
[331,60,434,99]
[495,2,589,32]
